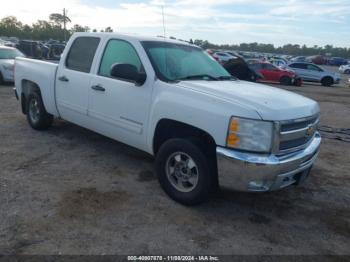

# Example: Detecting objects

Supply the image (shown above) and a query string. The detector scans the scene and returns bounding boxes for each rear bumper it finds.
[216,132,321,192]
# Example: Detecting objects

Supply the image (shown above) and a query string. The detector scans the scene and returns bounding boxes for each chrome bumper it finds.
[216,132,321,192]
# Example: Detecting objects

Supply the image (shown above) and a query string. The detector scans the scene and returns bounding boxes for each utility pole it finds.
[63,8,67,42]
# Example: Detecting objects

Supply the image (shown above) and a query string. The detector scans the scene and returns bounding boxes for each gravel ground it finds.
[0,74,349,255]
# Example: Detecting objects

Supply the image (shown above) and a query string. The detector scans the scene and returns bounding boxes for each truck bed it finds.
[15,57,59,116]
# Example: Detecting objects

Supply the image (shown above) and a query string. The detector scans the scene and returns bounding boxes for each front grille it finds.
[278,116,319,155]
[280,137,310,151]
[280,117,318,132]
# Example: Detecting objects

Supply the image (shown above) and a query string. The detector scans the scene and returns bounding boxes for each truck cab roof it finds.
[72,32,195,47]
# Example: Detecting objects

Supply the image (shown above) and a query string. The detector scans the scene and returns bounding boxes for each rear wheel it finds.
[280,76,292,85]
[26,91,53,130]
[345,69,350,74]
[155,138,213,205]
[321,77,334,87]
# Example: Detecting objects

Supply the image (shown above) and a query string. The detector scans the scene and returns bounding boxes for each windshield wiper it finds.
[177,74,218,81]
[216,75,237,81]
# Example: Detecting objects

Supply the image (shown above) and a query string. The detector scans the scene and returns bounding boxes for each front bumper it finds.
[216,132,321,192]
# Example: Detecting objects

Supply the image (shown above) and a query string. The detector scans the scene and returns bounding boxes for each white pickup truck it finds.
[14,33,321,205]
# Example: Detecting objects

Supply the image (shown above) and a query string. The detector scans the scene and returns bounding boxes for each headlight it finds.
[226,117,274,153]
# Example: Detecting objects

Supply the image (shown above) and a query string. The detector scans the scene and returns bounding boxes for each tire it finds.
[345,70,350,74]
[155,138,213,205]
[26,91,53,130]
[294,78,303,87]
[321,77,334,87]
[280,76,292,85]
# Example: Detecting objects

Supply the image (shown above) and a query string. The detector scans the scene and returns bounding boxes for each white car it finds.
[270,59,287,68]
[14,33,321,205]
[213,52,236,63]
[0,46,24,84]
[339,64,350,74]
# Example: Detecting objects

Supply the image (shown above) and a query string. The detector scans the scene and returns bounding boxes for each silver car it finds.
[287,62,341,87]
[0,46,24,84]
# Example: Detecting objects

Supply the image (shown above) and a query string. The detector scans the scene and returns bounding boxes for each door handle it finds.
[58,76,69,82]
[91,85,105,92]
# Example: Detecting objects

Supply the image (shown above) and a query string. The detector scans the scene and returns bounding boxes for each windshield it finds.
[0,49,24,59]
[141,41,232,82]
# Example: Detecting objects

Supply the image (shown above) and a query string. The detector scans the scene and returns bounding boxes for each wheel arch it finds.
[321,75,334,86]
[20,79,42,114]
[153,118,217,157]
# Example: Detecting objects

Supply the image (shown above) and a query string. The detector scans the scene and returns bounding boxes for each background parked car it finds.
[339,64,350,74]
[0,46,25,83]
[249,62,298,85]
[213,52,236,63]
[223,56,263,82]
[328,57,348,66]
[269,58,288,68]
[288,62,341,87]
[290,56,306,63]
[16,40,42,59]
[306,55,326,65]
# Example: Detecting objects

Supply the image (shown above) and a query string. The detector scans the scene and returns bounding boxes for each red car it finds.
[249,62,300,85]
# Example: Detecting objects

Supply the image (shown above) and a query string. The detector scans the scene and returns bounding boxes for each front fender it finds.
[146,81,261,154]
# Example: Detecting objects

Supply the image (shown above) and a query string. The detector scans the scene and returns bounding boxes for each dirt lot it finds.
[0,74,349,255]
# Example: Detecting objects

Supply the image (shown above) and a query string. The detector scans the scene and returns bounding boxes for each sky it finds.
[1,0,350,47]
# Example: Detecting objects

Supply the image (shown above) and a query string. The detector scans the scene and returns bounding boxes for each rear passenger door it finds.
[289,63,309,80]
[56,36,100,124]
[261,63,280,82]
[305,64,323,81]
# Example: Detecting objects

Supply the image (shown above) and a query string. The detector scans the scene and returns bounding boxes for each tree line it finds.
[1,15,349,58]
[0,15,113,42]
[190,39,350,58]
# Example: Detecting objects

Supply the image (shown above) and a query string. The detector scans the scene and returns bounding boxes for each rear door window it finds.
[290,63,307,69]
[66,37,100,73]
[307,64,322,71]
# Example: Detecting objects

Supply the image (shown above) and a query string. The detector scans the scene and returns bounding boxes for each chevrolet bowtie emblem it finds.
[306,125,314,137]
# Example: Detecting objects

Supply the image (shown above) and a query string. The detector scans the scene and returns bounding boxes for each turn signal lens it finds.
[227,133,240,146]
[229,118,239,132]
[226,117,273,153]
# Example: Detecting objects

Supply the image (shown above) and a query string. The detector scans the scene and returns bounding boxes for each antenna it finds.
[161,5,166,38]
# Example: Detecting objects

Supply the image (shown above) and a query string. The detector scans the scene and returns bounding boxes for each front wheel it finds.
[321,77,334,87]
[155,139,213,205]
[280,76,292,85]
[26,91,53,130]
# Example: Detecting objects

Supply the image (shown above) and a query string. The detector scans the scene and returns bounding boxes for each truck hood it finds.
[177,80,319,121]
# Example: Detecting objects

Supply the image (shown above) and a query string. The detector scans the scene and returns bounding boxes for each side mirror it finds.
[110,63,147,86]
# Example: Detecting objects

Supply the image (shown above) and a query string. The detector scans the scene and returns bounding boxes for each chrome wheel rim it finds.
[165,152,199,193]
[29,98,40,123]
